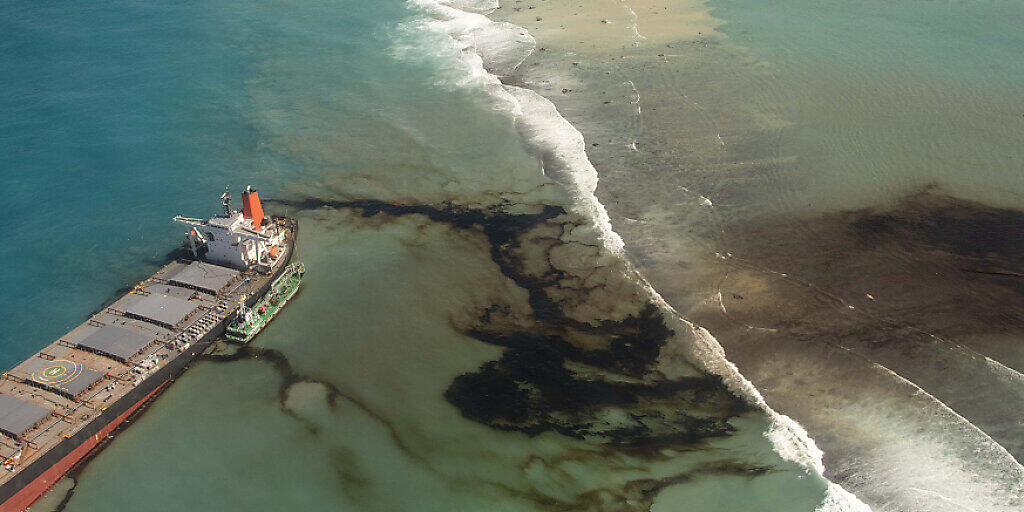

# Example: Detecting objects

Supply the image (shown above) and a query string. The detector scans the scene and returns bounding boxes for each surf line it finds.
[718,252,1024,394]
[402,2,874,510]
[713,256,1024,479]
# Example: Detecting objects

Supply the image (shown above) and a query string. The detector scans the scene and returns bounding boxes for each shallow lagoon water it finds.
[40,209,836,511]
[3,0,858,510]
[489,0,1024,510]
[5,0,1022,511]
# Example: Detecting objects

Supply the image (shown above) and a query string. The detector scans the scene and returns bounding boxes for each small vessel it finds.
[0,186,297,512]
[225,262,305,343]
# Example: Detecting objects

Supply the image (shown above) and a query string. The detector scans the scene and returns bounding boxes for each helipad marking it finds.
[43,366,66,378]
[32,360,83,388]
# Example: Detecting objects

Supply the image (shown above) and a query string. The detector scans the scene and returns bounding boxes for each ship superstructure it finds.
[0,187,296,512]
[174,186,285,270]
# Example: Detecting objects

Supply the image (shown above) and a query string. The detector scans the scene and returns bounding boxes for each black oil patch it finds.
[444,343,742,445]
[845,187,1024,266]
[717,187,1024,336]
[50,477,77,512]
[678,186,1024,465]
[199,345,426,465]
[326,446,373,502]
[264,197,752,452]
[497,460,773,511]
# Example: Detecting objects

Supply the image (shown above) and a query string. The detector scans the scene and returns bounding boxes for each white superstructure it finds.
[173,186,286,270]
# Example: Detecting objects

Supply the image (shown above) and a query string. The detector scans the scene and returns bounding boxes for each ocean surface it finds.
[0,1,1021,511]
[490,0,1024,510]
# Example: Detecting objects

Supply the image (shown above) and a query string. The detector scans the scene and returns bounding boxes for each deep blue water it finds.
[0,3,846,512]
[0,0,406,368]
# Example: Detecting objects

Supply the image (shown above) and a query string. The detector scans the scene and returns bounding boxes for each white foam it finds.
[399,2,870,510]
[415,2,540,76]
[411,3,534,76]
[503,86,625,251]
[465,22,535,76]
[396,2,522,112]
[436,0,499,14]
[640,281,872,510]
[817,484,874,512]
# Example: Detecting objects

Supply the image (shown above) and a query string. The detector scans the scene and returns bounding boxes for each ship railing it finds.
[56,339,78,350]
[224,275,253,301]
[23,357,146,447]
[16,336,175,457]
[104,306,126,317]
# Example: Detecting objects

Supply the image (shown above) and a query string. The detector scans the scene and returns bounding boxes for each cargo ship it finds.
[0,186,296,511]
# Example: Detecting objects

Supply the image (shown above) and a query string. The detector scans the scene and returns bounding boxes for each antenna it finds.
[221,187,232,216]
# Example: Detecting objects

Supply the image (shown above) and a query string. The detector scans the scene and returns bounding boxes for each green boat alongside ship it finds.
[226,262,305,343]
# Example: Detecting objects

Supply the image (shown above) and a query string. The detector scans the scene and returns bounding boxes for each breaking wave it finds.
[395,0,871,510]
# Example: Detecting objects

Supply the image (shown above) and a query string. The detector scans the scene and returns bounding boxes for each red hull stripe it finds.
[0,380,169,512]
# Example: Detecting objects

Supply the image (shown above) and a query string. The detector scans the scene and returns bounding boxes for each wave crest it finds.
[398,1,871,510]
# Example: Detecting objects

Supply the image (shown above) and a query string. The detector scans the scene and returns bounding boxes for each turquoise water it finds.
[1,1,851,511]
[1,1,296,368]
[5,0,1022,510]
[0,0,534,365]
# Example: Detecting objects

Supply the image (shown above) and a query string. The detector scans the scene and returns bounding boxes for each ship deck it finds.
[0,222,294,486]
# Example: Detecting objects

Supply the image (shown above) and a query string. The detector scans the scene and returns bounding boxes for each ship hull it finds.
[0,218,296,511]
[1,380,166,512]
[0,334,217,512]
[226,264,304,344]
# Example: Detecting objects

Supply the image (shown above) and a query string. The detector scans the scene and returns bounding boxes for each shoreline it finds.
[447,0,1024,510]
[8,0,1021,509]
[422,0,872,510]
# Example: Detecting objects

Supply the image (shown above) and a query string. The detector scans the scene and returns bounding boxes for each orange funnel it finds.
[242,187,265,229]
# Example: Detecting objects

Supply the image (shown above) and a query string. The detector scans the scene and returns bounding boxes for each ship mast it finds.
[221,187,232,216]
[173,186,283,269]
